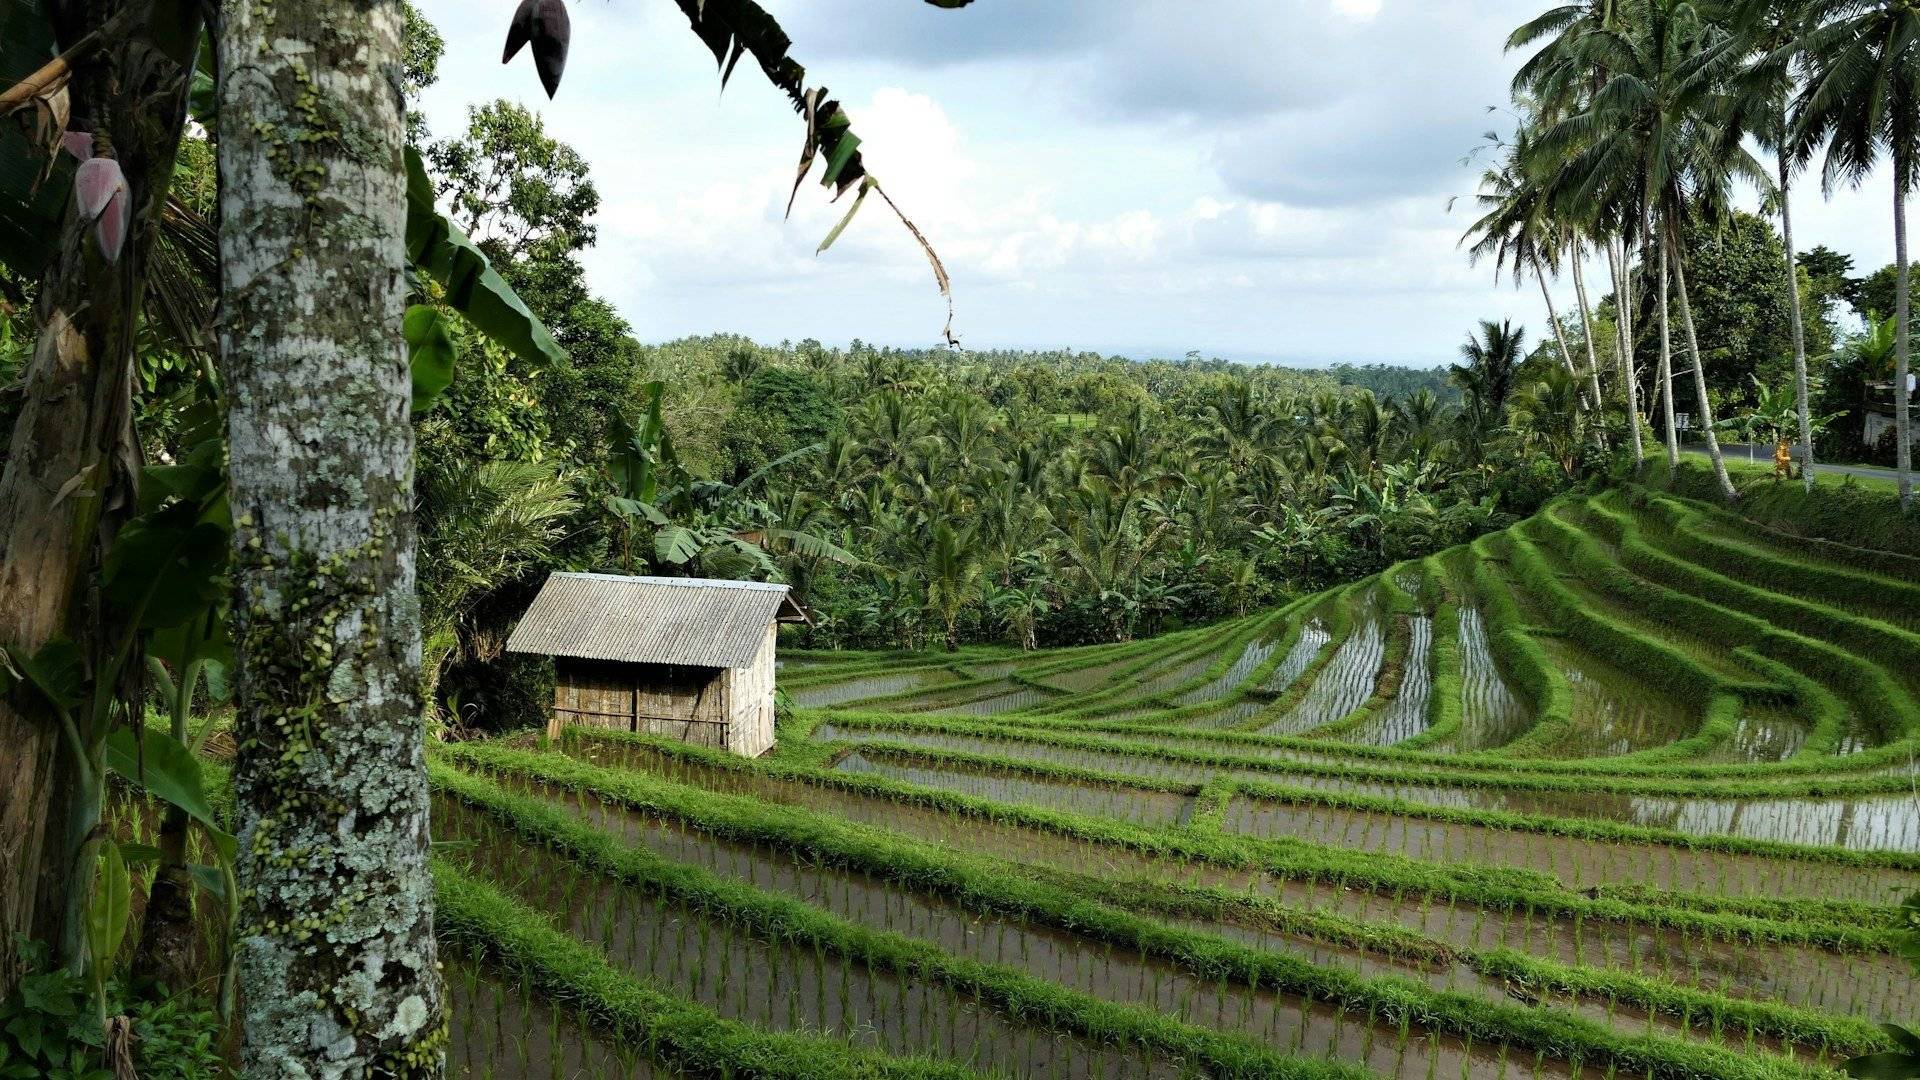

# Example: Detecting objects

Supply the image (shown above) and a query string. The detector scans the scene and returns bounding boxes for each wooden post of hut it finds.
[505,573,807,757]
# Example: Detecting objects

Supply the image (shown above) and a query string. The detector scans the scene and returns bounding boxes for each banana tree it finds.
[1715,374,1844,465]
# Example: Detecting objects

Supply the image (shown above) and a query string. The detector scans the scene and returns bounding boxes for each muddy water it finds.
[810,723,1920,852]
[1259,619,1386,736]
[1449,608,1534,751]
[1536,638,1701,758]
[477,782,1676,1073]
[447,962,674,1079]
[439,801,1188,1079]
[835,750,1197,827]
[1343,616,1434,746]
[1223,795,1918,903]
[787,667,959,708]
[556,739,1920,1017]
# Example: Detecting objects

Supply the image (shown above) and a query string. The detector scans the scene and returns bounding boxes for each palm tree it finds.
[1453,318,1528,426]
[1538,0,1748,498]
[1510,365,1589,478]
[1566,229,1610,427]
[924,522,983,651]
[1508,0,1640,453]
[1724,0,1823,490]
[1461,125,1590,406]
[416,456,577,717]
[1792,0,1920,507]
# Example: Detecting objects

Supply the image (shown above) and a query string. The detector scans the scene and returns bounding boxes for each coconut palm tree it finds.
[1510,364,1590,478]
[1508,0,1639,452]
[1663,111,1770,502]
[923,521,984,651]
[1537,0,1749,498]
[1723,0,1823,490]
[1791,0,1920,507]
[1453,318,1528,427]
[1461,125,1590,407]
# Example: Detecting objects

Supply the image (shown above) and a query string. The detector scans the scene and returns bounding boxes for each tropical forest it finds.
[4,0,1920,1078]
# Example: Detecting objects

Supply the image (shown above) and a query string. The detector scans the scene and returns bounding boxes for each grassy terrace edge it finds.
[434,748,1877,1077]
[517,730,1903,951]
[435,861,993,1079]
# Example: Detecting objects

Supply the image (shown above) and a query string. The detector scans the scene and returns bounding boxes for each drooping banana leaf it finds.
[404,144,567,369]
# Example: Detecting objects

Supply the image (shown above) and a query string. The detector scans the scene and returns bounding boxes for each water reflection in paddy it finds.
[1341,616,1433,746]
[1258,619,1384,736]
[1442,608,1532,751]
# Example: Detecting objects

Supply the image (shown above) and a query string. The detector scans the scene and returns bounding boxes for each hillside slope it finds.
[433,477,1920,1079]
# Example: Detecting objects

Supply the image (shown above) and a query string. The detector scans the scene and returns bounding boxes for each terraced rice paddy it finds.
[440,484,1920,1078]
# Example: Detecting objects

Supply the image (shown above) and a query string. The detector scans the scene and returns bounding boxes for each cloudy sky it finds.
[414,0,1901,368]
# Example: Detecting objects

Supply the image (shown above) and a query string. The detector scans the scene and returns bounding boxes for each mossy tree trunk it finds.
[0,0,199,990]
[217,0,445,1072]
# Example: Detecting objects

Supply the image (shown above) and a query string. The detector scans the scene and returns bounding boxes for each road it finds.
[1679,442,1901,484]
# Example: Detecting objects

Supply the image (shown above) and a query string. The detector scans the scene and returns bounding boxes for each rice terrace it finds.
[417,466,1920,1080]
[16,0,1920,1077]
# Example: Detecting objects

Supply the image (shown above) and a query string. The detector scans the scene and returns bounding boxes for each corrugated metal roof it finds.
[506,573,798,668]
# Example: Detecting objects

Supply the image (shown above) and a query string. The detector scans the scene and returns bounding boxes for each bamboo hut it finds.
[505,573,806,756]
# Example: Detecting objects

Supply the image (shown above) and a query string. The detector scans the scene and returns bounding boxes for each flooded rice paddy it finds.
[536,738,1920,1019]
[809,721,1920,852]
[814,742,1920,898]
[787,666,960,708]
[447,490,1920,1076]
[465,780,1712,1071]
[447,962,680,1079]
[1444,608,1533,751]
[1263,619,1332,694]
[1258,617,1385,736]
[1534,638,1701,758]
[1341,615,1433,746]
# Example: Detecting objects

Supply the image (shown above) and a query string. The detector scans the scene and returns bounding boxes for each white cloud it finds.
[412,0,1910,365]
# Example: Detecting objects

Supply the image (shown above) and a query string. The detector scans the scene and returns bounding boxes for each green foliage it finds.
[1672,212,1806,402]
[404,305,458,413]
[102,729,229,854]
[0,940,224,1080]
[81,846,128,1006]
[404,145,566,372]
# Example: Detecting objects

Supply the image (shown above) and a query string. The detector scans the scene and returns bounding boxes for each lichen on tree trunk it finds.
[217,0,445,1073]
